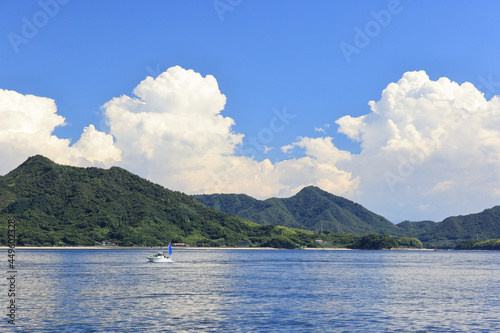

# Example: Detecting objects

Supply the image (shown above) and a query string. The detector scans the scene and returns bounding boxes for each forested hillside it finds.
[3,155,499,248]
[0,155,318,247]
[196,188,500,247]
[416,206,500,246]
[194,186,403,236]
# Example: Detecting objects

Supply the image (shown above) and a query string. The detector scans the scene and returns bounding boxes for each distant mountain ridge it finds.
[400,206,500,246]
[193,186,402,236]
[0,155,316,247]
[194,188,500,246]
[2,155,500,248]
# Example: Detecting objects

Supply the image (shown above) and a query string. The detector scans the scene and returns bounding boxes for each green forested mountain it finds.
[396,220,437,238]
[193,186,403,236]
[413,206,500,246]
[3,155,499,248]
[0,155,318,247]
[194,188,500,247]
[395,207,500,246]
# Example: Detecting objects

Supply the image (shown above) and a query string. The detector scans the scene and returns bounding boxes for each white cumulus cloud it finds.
[103,66,357,199]
[0,89,121,174]
[335,71,500,221]
[3,68,500,223]
[103,66,244,193]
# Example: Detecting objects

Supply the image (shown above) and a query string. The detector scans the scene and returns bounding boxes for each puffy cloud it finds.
[73,125,122,165]
[335,71,500,221]
[0,89,121,174]
[3,68,500,223]
[287,136,352,163]
[103,66,243,192]
[103,66,357,199]
[276,136,358,196]
[0,67,357,202]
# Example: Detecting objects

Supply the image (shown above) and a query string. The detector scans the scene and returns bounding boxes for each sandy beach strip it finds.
[2,246,354,250]
[1,246,431,250]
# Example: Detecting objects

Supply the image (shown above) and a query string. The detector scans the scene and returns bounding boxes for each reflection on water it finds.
[3,249,500,332]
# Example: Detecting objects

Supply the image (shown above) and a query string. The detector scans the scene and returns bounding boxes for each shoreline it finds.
[1,246,353,250]
[1,246,351,250]
[0,246,432,251]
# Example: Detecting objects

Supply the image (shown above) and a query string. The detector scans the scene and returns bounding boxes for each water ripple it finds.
[3,249,500,332]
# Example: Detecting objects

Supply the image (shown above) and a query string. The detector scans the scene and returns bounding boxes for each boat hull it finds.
[148,257,173,263]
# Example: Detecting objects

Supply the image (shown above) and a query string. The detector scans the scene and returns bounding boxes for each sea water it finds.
[3,249,500,332]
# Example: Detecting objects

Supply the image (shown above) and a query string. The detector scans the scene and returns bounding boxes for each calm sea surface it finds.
[3,249,500,332]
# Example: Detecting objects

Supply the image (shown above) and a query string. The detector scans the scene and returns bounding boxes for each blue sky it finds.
[2,0,500,223]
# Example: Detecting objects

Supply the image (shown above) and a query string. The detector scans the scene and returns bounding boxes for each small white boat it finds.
[148,244,173,262]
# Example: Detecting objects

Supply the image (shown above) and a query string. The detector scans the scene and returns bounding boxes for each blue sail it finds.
[168,243,172,255]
